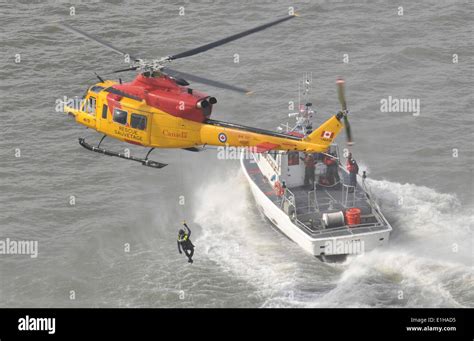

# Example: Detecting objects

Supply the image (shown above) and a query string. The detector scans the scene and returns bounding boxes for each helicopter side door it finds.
[106,106,150,146]
[96,96,110,132]
[127,110,150,146]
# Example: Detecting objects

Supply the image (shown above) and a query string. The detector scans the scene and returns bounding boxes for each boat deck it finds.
[242,154,391,239]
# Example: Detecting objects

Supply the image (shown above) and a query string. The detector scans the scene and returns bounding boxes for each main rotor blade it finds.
[168,14,297,61]
[163,67,251,94]
[112,66,139,73]
[59,22,140,61]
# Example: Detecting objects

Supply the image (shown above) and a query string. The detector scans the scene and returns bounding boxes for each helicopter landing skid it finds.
[78,137,167,169]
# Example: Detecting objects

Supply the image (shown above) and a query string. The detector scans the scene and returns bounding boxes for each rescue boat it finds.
[240,102,392,261]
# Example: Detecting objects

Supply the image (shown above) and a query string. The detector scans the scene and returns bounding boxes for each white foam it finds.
[316,248,471,307]
[193,169,305,304]
[366,178,473,262]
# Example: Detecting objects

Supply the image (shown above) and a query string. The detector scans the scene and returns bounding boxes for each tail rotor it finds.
[336,77,354,146]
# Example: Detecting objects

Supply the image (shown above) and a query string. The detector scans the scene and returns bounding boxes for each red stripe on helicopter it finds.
[256,142,279,153]
[124,139,143,146]
[286,131,304,138]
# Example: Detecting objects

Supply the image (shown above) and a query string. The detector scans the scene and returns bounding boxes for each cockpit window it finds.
[90,85,104,94]
[113,108,128,125]
[102,104,108,119]
[131,114,147,130]
[83,96,96,115]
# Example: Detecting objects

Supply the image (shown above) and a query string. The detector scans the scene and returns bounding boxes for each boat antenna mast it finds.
[290,72,315,136]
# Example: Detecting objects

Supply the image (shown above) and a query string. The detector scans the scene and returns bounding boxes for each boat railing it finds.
[360,176,392,229]
[286,185,320,215]
[297,219,385,236]
[361,176,377,207]
[338,162,379,211]
[281,187,297,221]
[341,183,356,208]
[283,187,296,206]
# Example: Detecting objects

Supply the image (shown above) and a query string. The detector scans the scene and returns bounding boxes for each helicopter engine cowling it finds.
[112,74,214,122]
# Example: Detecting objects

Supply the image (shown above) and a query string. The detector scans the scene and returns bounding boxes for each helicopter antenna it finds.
[94,72,105,83]
[298,80,301,112]
[303,72,312,101]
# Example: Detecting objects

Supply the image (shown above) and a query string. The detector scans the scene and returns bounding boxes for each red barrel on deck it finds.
[345,208,361,226]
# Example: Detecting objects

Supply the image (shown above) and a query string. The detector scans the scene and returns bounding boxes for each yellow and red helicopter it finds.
[61,14,353,169]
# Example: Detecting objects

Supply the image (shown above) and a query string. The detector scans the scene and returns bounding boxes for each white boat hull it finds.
[241,155,391,257]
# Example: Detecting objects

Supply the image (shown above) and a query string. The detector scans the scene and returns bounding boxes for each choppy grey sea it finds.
[0,0,472,307]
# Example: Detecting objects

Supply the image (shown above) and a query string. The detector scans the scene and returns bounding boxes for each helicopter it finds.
[60,14,353,169]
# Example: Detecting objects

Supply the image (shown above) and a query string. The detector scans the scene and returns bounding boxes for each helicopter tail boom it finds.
[199,115,343,153]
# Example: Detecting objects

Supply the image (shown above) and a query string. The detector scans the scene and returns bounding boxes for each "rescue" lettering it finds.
[115,126,142,141]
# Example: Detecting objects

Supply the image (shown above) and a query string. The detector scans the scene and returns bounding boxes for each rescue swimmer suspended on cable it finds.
[177,222,194,264]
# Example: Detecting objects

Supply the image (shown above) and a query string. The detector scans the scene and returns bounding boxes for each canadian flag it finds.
[321,131,334,139]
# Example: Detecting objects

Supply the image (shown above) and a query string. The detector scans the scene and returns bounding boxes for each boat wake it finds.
[193,169,473,308]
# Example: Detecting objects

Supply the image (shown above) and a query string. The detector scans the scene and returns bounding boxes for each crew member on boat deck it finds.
[346,153,359,193]
[177,222,195,264]
[323,152,340,185]
[300,153,316,188]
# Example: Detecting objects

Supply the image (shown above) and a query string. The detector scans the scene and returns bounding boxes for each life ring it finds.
[274,181,284,197]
